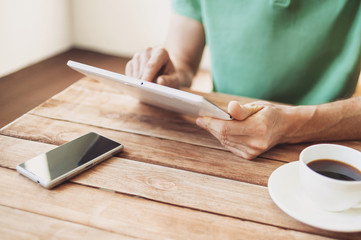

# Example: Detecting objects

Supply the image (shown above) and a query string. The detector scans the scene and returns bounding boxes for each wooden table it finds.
[1,77,360,239]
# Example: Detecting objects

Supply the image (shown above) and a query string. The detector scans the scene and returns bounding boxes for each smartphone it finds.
[16,132,123,189]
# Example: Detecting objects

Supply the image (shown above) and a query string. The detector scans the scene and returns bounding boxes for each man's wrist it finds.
[281,105,317,144]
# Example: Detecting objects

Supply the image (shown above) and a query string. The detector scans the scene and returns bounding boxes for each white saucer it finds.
[268,161,361,232]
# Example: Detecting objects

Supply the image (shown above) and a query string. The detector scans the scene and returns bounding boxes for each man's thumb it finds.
[228,101,263,120]
[156,74,179,88]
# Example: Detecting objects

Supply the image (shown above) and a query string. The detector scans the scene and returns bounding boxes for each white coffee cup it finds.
[299,144,361,212]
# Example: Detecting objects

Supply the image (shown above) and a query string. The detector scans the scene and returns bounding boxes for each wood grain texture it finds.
[1,135,360,239]
[29,80,226,150]
[0,167,335,240]
[0,136,296,232]
[0,205,134,240]
[26,78,361,161]
[0,113,283,186]
[26,78,304,161]
[2,73,361,239]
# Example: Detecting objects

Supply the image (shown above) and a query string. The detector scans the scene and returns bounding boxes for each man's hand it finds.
[125,12,206,89]
[197,96,361,159]
[196,101,290,160]
[126,47,183,88]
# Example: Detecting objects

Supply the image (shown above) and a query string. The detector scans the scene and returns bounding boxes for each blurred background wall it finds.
[0,0,72,77]
[72,0,171,57]
[0,0,173,77]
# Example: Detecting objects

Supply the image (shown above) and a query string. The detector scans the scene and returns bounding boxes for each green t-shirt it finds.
[172,0,361,105]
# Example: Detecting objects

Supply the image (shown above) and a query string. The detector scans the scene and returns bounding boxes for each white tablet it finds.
[67,60,232,120]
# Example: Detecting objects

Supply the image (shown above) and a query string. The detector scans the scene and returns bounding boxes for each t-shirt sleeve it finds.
[171,0,202,22]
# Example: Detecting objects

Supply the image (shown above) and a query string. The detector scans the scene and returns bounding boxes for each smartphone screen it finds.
[17,132,122,188]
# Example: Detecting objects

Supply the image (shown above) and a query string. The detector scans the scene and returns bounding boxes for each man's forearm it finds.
[165,12,206,88]
[284,96,361,143]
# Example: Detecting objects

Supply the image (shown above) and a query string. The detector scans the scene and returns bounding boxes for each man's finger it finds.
[156,75,179,88]
[125,61,133,77]
[196,116,254,136]
[141,48,170,82]
[138,49,151,79]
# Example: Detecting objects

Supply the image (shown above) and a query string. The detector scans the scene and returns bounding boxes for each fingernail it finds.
[157,77,164,85]
[196,118,203,127]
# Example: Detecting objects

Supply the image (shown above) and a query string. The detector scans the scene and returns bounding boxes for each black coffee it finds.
[307,159,361,181]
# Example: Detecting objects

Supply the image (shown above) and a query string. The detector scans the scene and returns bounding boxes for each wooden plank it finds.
[72,78,361,159]
[79,77,361,154]
[0,136,292,231]
[0,114,283,186]
[0,167,334,240]
[2,76,360,239]
[30,86,223,150]
[3,113,361,186]
[0,205,134,239]
[25,78,306,162]
[0,136,359,239]
[28,78,361,163]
